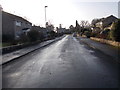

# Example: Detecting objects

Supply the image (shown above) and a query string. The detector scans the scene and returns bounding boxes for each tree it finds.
[46,21,54,31]
[80,20,90,28]
[76,20,79,27]
[75,20,80,33]
[110,19,120,42]
[79,20,90,35]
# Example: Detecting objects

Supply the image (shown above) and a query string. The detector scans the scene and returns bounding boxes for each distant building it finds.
[2,11,32,41]
[56,27,68,34]
[56,28,64,34]
[56,24,66,34]
[64,29,71,34]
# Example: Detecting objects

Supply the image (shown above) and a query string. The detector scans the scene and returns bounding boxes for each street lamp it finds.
[45,6,48,27]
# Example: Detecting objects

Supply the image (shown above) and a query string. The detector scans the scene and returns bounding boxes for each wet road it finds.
[2,35,119,88]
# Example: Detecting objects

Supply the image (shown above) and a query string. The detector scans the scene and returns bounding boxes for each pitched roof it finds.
[2,11,32,24]
[102,15,118,22]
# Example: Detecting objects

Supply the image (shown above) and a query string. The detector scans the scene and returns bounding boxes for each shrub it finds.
[49,31,56,38]
[19,33,30,43]
[84,31,91,38]
[27,30,45,42]
[100,29,110,39]
[27,30,41,42]
[110,19,120,42]
[2,34,14,43]
[91,32,98,37]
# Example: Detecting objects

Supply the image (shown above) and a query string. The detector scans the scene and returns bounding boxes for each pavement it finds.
[76,36,120,63]
[1,36,65,65]
[2,35,119,88]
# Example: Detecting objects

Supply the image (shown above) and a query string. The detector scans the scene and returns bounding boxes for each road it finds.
[2,35,119,88]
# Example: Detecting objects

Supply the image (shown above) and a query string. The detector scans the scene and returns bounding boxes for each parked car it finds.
[73,33,77,37]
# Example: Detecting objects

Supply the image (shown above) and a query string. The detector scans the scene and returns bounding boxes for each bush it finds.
[84,31,91,38]
[91,32,98,37]
[49,31,56,38]
[27,30,41,42]
[100,29,110,39]
[110,19,120,42]
[19,33,30,43]
[2,34,14,43]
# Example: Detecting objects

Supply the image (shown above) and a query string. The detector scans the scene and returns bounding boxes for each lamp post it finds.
[45,6,48,27]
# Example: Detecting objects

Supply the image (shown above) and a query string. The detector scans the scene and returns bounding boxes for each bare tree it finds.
[80,20,90,28]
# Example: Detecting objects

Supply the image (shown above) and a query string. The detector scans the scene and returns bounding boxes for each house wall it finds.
[2,11,32,41]
[2,11,15,40]
[0,7,2,41]
[95,21,103,30]
[102,16,118,29]
[14,19,32,39]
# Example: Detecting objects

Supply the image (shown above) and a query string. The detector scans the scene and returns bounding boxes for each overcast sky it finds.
[0,0,119,28]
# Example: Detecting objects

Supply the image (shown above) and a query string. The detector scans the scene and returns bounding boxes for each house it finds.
[56,24,67,34]
[92,27,101,33]
[102,15,118,30]
[91,15,118,39]
[119,1,120,18]
[56,28,66,34]
[2,11,32,41]
[94,15,118,30]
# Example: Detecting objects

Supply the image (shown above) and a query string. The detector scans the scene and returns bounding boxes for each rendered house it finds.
[95,15,118,30]
[2,11,32,41]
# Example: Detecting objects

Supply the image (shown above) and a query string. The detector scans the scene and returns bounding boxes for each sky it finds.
[0,0,119,28]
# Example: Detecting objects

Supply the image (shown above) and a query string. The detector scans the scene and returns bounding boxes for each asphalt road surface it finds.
[2,35,119,88]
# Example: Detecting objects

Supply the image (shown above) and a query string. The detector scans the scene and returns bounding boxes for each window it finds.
[15,21,21,26]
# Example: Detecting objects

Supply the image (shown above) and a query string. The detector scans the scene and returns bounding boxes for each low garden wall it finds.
[2,40,42,54]
[1,36,64,54]
[90,37,120,47]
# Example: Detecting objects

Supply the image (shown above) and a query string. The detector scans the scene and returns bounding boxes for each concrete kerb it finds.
[76,37,120,63]
[2,36,65,65]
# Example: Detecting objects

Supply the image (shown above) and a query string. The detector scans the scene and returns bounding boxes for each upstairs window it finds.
[15,21,21,26]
